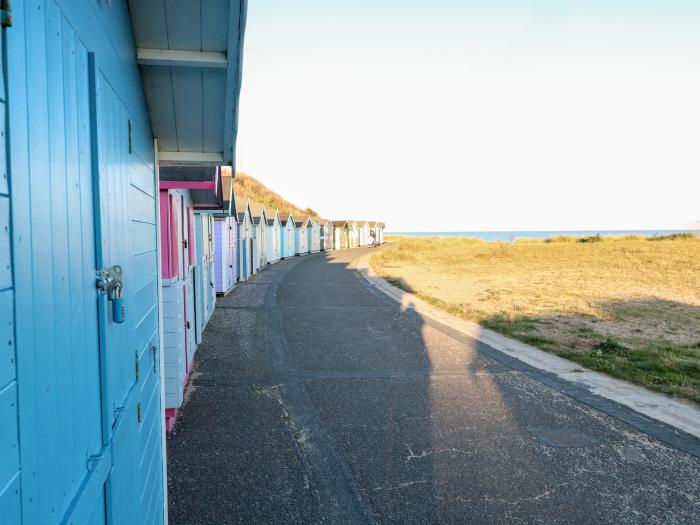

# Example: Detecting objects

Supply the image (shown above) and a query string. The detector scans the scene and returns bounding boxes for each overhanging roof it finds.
[129,1,247,166]
[159,166,224,210]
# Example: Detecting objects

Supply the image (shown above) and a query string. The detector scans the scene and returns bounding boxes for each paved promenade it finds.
[168,248,700,524]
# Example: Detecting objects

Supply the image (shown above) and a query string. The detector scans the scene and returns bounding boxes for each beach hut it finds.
[368,222,379,246]
[357,221,366,246]
[280,213,297,258]
[361,221,372,246]
[251,205,268,270]
[349,221,360,248]
[237,200,256,279]
[2,1,247,521]
[377,222,386,244]
[293,215,310,255]
[332,221,350,249]
[159,166,224,428]
[266,209,282,264]
[320,220,334,251]
[195,213,217,332]
[309,218,321,253]
[214,171,237,296]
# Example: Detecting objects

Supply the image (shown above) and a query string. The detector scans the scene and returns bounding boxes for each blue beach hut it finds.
[280,213,296,258]
[2,1,247,522]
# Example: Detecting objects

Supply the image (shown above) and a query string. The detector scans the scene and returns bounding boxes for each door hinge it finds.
[86,446,108,472]
[137,402,142,423]
[127,119,133,153]
[134,351,140,382]
[1,0,12,28]
[150,344,157,373]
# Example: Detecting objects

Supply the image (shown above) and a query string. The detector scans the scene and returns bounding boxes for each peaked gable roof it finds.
[279,213,291,226]
[250,204,267,225]
[292,215,310,228]
[235,199,252,223]
[265,208,280,226]
[219,167,234,216]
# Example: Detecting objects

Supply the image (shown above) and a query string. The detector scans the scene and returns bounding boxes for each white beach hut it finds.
[349,221,359,248]
[320,219,333,251]
[293,215,310,255]
[214,172,237,295]
[266,208,282,264]
[309,218,321,252]
[251,205,268,270]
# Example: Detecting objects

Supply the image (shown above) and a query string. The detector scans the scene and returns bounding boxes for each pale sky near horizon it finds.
[237,1,700,232]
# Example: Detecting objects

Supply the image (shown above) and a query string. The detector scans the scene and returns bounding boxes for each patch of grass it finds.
[385,277,414,294]
[593,337,628,355]
[577,234,602,243]
[371,235,700,404]
[559,342,700,403]
[647,233,695,241]
[544,236,577,243]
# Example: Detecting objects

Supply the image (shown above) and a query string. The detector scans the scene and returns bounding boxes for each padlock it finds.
[110,282,126,324]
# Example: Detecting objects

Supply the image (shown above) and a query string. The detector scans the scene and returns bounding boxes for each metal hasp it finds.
[1,0,11,28]
[96,265,126,323]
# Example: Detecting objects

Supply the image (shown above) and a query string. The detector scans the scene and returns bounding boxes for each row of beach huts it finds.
[2,1,384,522]
[162,166,384,430]
[1,1,278,523]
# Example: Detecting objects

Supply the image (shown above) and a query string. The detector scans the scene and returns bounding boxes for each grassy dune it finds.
[234,172,320,218]
[371,234,700,403]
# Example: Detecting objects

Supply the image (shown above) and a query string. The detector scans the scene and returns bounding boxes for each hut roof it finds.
[159,165,224,210]
[292,215,310,227]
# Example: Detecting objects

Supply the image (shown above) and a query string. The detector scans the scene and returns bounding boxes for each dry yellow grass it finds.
[371,235,700,403]
[234,172,320,218]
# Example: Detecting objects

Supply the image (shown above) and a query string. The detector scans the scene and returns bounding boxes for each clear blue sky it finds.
[237,1,700,231]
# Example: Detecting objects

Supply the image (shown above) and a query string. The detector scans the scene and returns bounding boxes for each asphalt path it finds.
[167,248,700,524]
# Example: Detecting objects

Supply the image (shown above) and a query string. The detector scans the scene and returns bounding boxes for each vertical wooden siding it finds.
[93,67,162,524]
[0,26,21,521]
[7,0,163,522]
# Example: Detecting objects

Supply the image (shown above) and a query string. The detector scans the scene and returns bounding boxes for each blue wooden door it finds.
[91,58,163,525]
[9,8,107,522]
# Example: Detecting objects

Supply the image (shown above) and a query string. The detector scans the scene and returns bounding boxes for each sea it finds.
[385,230,694,242]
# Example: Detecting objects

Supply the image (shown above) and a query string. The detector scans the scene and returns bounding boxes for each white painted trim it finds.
[355,253,700,440]
[154,139,169,525]
[158,151,224,165]
[137,48,227,69]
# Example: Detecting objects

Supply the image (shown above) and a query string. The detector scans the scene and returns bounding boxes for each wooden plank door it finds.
[10,9,107,522]
[90,57,163,525]
[228,220,235,287]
